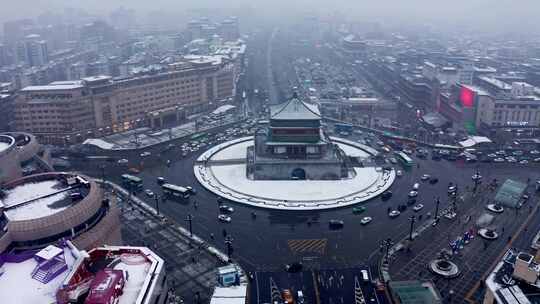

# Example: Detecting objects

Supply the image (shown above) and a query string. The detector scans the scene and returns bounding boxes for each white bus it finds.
[161,183,191,199]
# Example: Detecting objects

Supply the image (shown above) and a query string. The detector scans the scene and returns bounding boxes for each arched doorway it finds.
[291,168,306,180]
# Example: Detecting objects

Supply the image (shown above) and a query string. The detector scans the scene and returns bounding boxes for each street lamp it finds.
[154,195,160,215]
[408,215,416,241]
[224,235,234,261]
[185,214,193,237]
[434,197,441,222]
[380,238,393,263]
[100,165,106,188]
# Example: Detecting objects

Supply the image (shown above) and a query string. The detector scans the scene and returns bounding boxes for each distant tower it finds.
[17,34,48,66]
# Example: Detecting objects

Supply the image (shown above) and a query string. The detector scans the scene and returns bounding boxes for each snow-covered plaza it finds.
[194,136,395,210]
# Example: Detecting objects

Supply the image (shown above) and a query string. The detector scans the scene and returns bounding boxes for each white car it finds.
[396,170,403,177]
[421,174,430,181]
[531,150,540,155]
[444,211,457,220]
[413,204,424,212]
[472,174,482,181]
[218,214,231,223]
[117,158,128,164]
[140,151,151,157]
[219,205,234,213]
[519,160,529,165]
[408,191,418,198]
[493,158,505,163]
[144,189,154,197]
[388,210,400,218]
[360,217,372,225]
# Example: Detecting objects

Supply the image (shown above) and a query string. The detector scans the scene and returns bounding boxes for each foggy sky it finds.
[2,0,540,33]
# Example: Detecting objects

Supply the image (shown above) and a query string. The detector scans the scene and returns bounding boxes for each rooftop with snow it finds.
[0,243,165,304]
[57,245,165,304]
[0,173,90,221]
[0,242,79,304]
[0,134,15,153]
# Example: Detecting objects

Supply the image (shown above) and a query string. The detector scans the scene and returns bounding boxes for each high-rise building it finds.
[16,34,49,67]
[220,17,240,41]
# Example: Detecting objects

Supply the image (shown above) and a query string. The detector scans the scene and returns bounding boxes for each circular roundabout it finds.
[194,136,395,210]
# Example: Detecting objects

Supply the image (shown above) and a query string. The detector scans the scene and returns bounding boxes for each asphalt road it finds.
[70,128,540,278]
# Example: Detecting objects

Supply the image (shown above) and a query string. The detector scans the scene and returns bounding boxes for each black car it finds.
[407,198,416,206]
[329,220,345,229]
[381,191,393,200]
[285,262,303,273]
[429,177,439,184]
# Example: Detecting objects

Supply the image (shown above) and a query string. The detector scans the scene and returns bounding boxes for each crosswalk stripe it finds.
[355,276,366,304]
[288,239,327,254]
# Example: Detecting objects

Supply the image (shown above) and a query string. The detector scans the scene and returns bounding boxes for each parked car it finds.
[421,174,430,181]
[360,217,372,225]
[144,189,154,197]
[156,177,166,185]
[117,158,128,164]
[396,170,403,177]
[218,214,231,223]
[408,191,418,198]
[413,204,424,212]
[429,177,439,184]
[140,151,151,157]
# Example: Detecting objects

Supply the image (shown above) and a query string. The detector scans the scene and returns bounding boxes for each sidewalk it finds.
[383,184,539,303]
[103,181,234,303]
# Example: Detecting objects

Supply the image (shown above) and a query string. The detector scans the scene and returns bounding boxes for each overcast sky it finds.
[2,0,539,33]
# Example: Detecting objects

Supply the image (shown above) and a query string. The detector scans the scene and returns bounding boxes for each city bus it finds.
[334,123,353,135]
[121,174,143,190]
[395,151,414,168]
[190,133,208,141]
[161,183,192,199]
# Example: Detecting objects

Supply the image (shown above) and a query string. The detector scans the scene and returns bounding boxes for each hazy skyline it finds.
[1,0,540,33]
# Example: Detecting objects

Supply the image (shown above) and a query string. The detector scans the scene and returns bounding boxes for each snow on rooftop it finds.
[0,141,11,152]
[210,285,247,304]
[21,81,84,91]
[212,104,236,115]
[83,138,116,150]
[0,248,75,304]
[270,98,321,120]
[1,179,71,221]
[112,255,151,304]
[36,245,63,261]
[459,136,492,148]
